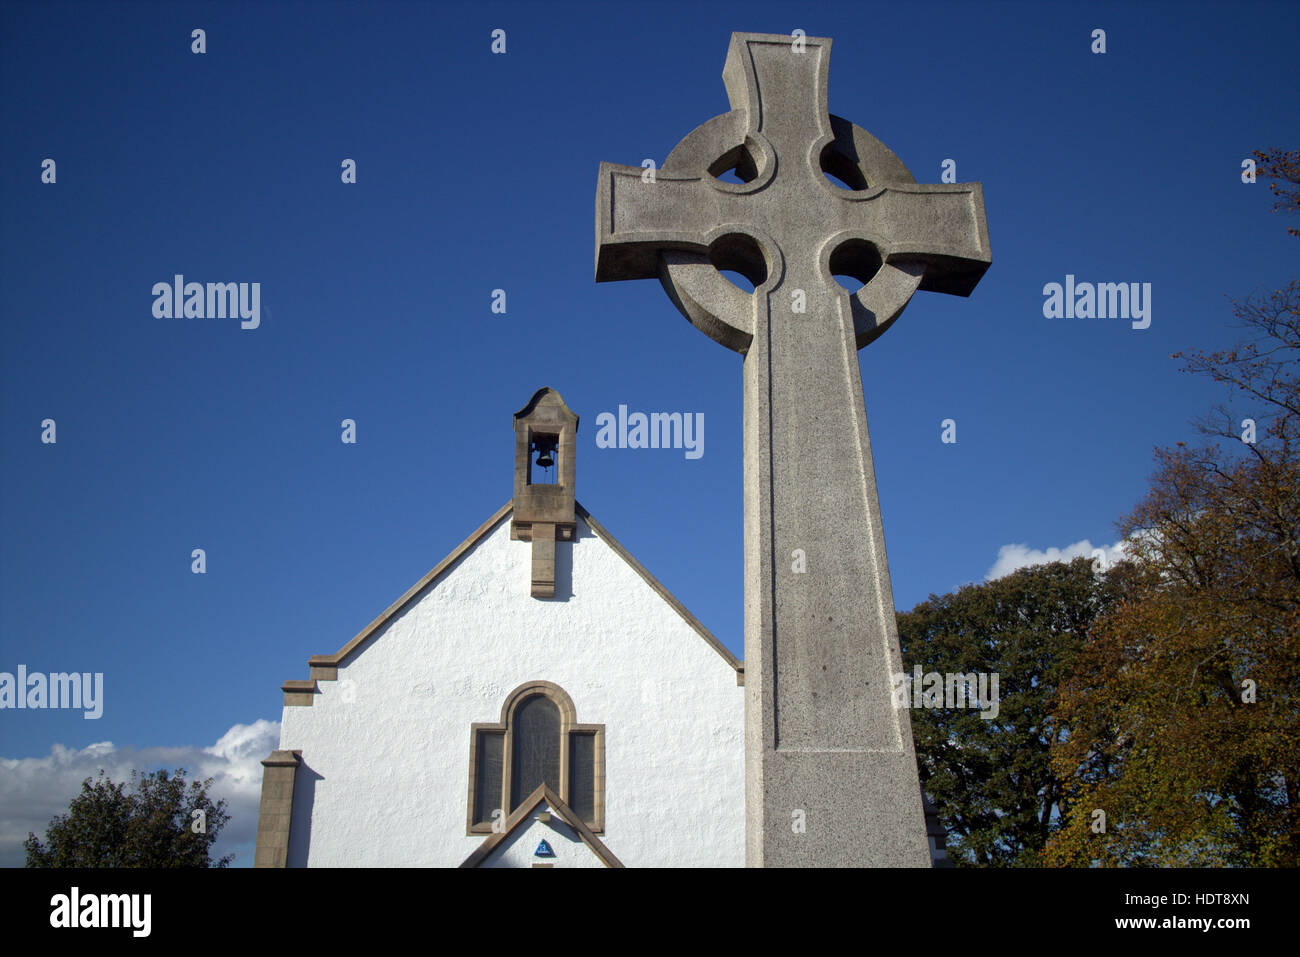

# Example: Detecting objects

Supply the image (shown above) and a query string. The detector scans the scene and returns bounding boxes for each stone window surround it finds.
[466,679,605,835]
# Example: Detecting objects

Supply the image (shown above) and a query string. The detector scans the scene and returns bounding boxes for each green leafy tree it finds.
[24,767,232,867]
[897,557,1139,866]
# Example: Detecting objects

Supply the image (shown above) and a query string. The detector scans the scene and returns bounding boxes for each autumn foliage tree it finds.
[1043,156,1300,866]
[1044,446,1299,865]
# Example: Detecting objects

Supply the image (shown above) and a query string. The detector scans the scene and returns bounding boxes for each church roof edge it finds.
[286,499,742,700]
[575,502,742,676]
[458,782,624,868]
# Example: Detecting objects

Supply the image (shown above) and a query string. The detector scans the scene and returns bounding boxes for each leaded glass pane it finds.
[511,695,560,809]
[569,732,596,823]
[474,731,504,826]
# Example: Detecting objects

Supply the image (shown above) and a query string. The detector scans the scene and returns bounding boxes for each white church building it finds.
[254,388,746,867]
[253,387,948,867]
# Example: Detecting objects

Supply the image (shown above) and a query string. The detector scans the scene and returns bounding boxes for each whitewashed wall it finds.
[279,512,745,867]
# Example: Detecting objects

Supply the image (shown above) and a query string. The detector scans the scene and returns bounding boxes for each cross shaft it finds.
[594,32,990,867]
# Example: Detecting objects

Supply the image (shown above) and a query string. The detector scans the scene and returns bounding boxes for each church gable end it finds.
[274,500,739,695]
[259,388,745,867]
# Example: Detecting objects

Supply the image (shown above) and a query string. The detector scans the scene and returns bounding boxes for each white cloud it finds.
[0,719,279,868]
[984,538,1129,581]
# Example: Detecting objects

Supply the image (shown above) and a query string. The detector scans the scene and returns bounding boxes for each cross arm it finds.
[594,162,726,283]
[851,183,992,297]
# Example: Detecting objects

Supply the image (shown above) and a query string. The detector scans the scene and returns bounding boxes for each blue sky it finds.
[1,0,1296,865]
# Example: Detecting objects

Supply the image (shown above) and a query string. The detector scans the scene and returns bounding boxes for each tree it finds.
[1043,446,1299,865]
[897,557,1140,866]
[1175,281,1299,471]
[24,767,232,867]
[1251,147,1299,237]
[1043,155,1300,867]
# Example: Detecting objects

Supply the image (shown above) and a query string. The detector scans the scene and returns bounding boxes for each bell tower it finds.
[511,387,579,597]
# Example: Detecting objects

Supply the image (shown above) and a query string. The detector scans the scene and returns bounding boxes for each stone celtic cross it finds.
[594,32,991,866]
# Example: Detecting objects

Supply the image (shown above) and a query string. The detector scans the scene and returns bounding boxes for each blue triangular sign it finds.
[535,839,555,857]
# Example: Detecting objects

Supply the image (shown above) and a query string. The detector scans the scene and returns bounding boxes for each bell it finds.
[536,448,555,469]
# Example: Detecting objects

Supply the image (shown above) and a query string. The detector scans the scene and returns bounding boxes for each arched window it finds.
[467,681,605,834]
[511,694,561,807]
